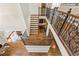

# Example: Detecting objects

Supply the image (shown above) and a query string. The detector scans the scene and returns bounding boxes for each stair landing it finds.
[24,32,51,45]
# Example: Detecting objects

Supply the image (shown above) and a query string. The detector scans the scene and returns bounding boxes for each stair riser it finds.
[30,15,39,35]
[30,29,38,30]
[30,23,38,24]
[31,22,38,23]
[30,31,38,32]
[25,46,50,52]
[30,26,38,27]
[31,20,38,21]
[30,33,38,35]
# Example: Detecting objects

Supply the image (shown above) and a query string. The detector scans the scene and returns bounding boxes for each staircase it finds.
[24,15,50,53]
[30,15,39,35]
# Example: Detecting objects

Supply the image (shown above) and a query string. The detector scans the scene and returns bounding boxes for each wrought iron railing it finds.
[53,10,79,56]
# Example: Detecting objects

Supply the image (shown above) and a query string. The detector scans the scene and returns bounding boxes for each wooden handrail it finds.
[53,26,73,56]
[7,31,15,39]
[58,10,79,19]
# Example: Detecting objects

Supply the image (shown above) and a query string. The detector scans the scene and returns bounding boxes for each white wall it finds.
[46,3,52,8]
[29,3,40,14]
[51,3,61,9]
[20,3,30,36]
[0,31,7,45]
[0,3,26,31]
[4,31,12,38]
[59,4,79,15]
[20,3,40,35]
[0,3,27,44]
[0,31,13,44]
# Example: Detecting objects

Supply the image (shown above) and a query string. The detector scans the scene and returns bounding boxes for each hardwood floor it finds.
[3,40,28,56]
[24,33,51,45]
[28,52,48,56]
[23,27,51,45]
[3,39,61,56]
[48,39,61,56]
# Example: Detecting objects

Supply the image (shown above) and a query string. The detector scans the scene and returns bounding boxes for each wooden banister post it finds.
[58,8,72,35]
